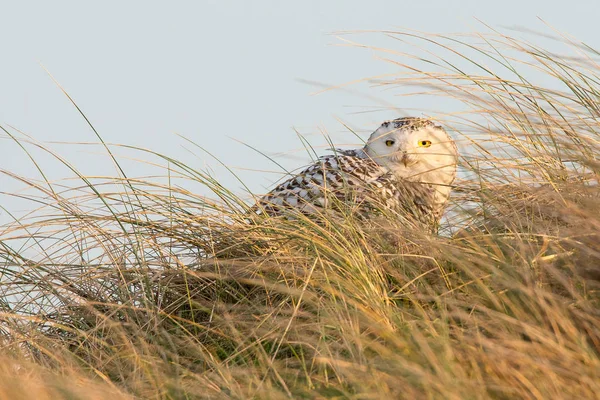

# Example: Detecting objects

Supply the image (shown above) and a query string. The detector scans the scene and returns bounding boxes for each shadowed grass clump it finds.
[0,29,599,399]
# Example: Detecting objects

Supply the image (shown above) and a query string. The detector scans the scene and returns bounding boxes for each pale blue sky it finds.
[1,1,599,217]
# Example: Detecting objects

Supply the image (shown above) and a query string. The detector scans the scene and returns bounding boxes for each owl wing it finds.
[253,152,388,217]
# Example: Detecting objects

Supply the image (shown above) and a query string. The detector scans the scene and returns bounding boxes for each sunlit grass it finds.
[0,28,599,399]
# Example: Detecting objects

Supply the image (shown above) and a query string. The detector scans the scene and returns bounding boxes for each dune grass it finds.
[0,29,599,399]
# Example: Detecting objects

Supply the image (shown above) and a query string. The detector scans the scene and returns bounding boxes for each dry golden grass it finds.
[0,29,599,399]
[0,356,132,400]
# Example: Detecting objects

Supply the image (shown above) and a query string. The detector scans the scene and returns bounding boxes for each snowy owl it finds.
[253,117,458,231]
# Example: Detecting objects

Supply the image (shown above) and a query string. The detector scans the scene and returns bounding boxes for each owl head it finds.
[364,117,458,191]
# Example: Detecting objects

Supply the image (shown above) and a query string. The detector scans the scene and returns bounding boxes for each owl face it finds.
[364,118,458,185]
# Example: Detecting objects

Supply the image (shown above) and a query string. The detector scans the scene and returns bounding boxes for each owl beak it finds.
[400,152,417,167]
[400,152,410,167]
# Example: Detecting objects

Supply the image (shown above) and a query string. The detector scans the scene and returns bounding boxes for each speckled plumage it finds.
[253,117,458,231]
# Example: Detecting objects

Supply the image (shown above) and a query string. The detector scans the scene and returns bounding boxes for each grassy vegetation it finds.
[0,29,599,399]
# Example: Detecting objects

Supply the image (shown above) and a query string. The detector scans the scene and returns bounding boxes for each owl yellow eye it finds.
[385,140,395,147]
[418,140,432,148]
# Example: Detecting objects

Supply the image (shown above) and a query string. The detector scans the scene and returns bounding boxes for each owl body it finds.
[253,118,458,231]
